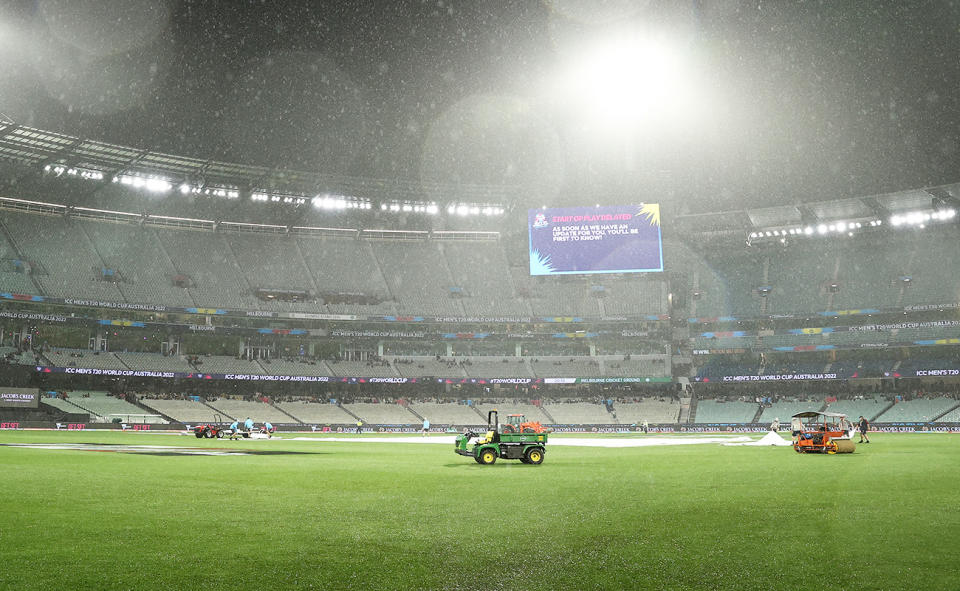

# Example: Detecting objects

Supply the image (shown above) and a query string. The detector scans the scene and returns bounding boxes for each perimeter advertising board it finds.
[0,388,39,409]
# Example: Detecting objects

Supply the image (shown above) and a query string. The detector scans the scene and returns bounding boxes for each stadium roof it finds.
[3,120,959,241]
[674,183,960,240]
[0,122,519,206]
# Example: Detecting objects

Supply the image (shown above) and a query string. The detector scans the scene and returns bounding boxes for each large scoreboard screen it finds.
[528,204,663,276]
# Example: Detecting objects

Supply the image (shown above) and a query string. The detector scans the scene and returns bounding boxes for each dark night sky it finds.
[1,0,959,213]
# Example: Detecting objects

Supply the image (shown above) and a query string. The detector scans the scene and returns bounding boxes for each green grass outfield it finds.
[2,431,959,590]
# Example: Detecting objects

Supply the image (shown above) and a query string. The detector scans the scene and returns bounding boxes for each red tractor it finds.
[193,414,227,439]
[500,413,550,434]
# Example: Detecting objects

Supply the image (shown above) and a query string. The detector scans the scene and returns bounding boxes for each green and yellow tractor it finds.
[455,409,548,465]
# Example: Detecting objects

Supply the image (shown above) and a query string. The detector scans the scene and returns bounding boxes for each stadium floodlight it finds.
[817,224,828,234]
[555,31,700,133]
[426,204,439,215]
[804,226,814,235]
[456,205,470,216]
[145,178,171,192]
[179,183,192,195]
[313,196,350,210]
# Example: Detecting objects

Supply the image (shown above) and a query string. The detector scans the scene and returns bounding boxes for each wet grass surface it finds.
[1,430,958,590]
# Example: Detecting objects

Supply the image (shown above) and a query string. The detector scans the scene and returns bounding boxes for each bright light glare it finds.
[555,33,700,131]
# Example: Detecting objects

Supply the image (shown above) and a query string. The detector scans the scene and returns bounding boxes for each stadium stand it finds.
[828,359,893,378]
[274,400,357,424]
[341,402,418,424]
[257,358,333,377]
[222,232,321,313]
[157,228,260,310]
[391,357,467,378]
[0,227,37,293]
[823,396,892,422]
[205,398,294,423]
[692,334,753,350]
[77,220,196,307]
[934,403,960,423]
[529,357,603,378]
[602,356,670,377]
[541,401,614,424]
[874,397,957,423]
[613,398,682,424]
[693,399,759,423]
[461,357,534,378]
[439,241,530,317]
[41,394,91,416]
[326,359,397,377]
[60,390,167,423]
[2,211,125,301]
[139,398,223,423]
[296,237,396,315]
[757,399,823,423]
[115,352,195,372]
[765,244,833,315]
[408,402,484,425]
[896,234,960,307]
[831,239,903,311]
[474,403,551,424]
[600,277,668,317]
[530,279,602,317]
[45,348,127,370]
[704,255,766,317]
[369,240,465,316]
[191,355,267,375]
